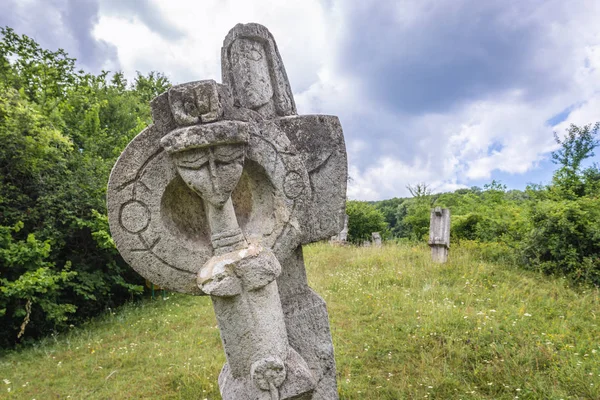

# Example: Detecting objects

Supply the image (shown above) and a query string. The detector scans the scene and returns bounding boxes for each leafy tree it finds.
[374,197,405,234]
[346,201,389,244]
[395,199,430,240]
[0,27,170,346]
[393,183,436,240]
[520,122,600,285]
[551,122,600,198]
[132,71,171,104]
[522,197,600,285]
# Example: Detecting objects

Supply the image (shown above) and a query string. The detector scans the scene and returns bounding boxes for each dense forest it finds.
[0,27,598,348]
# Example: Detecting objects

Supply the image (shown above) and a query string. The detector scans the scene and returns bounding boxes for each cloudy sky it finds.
[3,0,600,200]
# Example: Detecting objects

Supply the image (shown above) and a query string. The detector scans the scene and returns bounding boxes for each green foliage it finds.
[374,197,405,233]
[522,197,600,285]
[394,197,431,240]
[552,122,599,169]
[0,27,170,346]
[346,200,388,243]
[0,222,77,337]
[551,122,600,198]
[516,122,600,286]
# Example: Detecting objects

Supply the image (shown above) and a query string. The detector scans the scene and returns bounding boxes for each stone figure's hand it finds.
[198,244,282,296]
[251,356,286,398]
[199,264,242,297]
[232,245,281,291]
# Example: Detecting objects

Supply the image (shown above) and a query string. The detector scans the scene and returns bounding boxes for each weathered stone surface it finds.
[108,22,345,399]
[273,116,347,244]
[429,207,450,263]
[168,80,225,126]
[222,23,296,119]
[372,232,382,247]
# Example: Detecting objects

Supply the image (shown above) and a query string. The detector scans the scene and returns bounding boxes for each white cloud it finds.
[347,158,467,201]
[336,1,600,199]
[94,0,332,88]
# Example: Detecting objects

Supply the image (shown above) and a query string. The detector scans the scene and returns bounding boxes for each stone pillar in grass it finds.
[428,207,450,263]
[330,214,348,244]
[107,23,346,400]
[371,232,382,247]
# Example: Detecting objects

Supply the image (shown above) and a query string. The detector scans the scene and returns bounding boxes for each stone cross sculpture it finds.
[107,23,346,400]
[428,207,450,263]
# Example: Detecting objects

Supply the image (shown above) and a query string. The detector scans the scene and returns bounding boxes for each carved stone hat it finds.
[160,121,250,154]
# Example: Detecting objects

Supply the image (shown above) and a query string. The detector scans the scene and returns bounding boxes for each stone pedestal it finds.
[430,245,448,263]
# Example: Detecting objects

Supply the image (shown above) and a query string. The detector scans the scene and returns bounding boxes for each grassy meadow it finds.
[0,243,599,399]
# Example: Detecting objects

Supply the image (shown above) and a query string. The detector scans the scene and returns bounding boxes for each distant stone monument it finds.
[371,232,382,247]
[330,214,348,244]
[428,207,450,263]
[107,23,346,400]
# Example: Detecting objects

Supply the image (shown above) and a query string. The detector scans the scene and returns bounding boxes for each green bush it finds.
[346,200,389,243]
[521,198,600,286]
[0,27,166,346]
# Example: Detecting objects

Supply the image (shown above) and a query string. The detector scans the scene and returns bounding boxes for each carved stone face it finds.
[168,81,223,126]
[173,144,245,207]
[230,38,273,109]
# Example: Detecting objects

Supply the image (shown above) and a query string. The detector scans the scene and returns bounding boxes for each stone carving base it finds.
[282,291,338,400]
[277,248,338,400]
[219,348,315,400]
[430,245,448,263]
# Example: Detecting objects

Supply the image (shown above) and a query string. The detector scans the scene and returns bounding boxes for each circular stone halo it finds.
[107,121,310,295]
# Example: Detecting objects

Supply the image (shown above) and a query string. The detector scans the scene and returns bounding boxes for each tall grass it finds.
[1,243,598,399]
